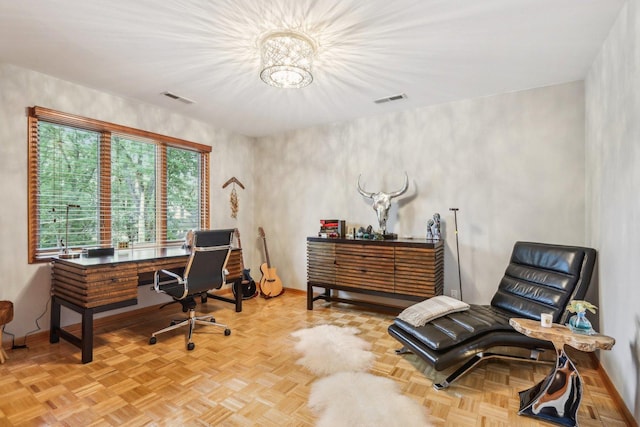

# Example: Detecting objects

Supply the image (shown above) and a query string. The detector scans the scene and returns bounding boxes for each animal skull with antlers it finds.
[357,172,409,235]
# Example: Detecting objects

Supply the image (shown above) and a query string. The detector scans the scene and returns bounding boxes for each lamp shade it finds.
[260,31,315,88]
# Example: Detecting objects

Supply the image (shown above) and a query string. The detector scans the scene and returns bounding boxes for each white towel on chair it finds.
[397,295,470,327]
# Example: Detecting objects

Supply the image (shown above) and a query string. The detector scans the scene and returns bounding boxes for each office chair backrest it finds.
[490,241,596,324]
[184,229,235,293]
[193,228,235,247]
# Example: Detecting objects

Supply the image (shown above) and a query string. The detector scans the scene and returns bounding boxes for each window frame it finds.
[27,106,211,263]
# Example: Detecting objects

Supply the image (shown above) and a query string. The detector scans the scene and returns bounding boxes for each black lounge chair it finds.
[388,241,596,390]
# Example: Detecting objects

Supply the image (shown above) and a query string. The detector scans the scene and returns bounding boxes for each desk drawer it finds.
[137,258,187,274]
[52,263,138,308]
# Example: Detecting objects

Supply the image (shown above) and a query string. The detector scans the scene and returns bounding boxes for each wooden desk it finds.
[510,318,615,427]
[50,247,244,363]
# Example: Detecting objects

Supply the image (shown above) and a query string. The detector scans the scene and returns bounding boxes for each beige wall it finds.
[254,82,587,304]
[586,0,640,420]
[0,63,256,335]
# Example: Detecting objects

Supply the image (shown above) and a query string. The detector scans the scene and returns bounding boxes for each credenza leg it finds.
[307,283,313,310]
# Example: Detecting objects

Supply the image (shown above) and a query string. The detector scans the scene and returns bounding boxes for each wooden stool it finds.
[0,301,14,363]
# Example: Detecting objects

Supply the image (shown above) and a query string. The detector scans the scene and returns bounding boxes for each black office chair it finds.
[149,229,234,350]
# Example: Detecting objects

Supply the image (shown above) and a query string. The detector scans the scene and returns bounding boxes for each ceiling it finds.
[0,0,625,138]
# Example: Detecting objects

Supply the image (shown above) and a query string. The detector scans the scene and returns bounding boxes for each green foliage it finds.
[111,135,157,244]
[37,123,99,249]
[36,122,201,251]
[566,300,598,314]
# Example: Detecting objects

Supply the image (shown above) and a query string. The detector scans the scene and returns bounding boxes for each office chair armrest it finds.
[153,269,185,293]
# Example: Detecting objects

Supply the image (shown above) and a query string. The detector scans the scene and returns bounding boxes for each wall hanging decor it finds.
[222,177,245,219]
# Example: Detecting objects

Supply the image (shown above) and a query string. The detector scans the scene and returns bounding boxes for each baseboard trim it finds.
[589,353,638,426]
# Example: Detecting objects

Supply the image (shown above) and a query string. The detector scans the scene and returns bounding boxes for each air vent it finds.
[162,91,196,105]
[374,93,407,104]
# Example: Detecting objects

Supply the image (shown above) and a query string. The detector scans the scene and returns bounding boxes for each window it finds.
[28,106,211,263]
[111,135,157,245]
[166,146,201,240]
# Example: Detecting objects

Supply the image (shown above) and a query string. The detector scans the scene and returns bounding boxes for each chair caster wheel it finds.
[149,337,157,345]
[224,329,231,336]
[187,342,195,351]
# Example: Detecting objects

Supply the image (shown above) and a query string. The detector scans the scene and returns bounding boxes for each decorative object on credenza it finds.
[59,204,81,259]
[318,219,346,238]
[222,177,245,219]
[432,213,441,240]
[426,219,434,240]
[357,172,409,237]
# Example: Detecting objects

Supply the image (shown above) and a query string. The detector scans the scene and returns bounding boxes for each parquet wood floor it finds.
[0,291,629,426]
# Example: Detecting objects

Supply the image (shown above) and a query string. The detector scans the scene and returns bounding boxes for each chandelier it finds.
[260,31,316,89]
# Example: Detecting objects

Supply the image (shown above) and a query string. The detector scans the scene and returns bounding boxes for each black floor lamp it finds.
[449,208,463,301]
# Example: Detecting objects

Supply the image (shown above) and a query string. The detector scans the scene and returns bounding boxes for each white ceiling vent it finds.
[374,93,407,104]
[162,91,196,105]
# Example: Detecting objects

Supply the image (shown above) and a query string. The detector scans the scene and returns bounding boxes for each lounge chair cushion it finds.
[393,304,513,351]
[397,295,470,327]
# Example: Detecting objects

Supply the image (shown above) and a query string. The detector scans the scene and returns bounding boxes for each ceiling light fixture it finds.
[260,31,316,89]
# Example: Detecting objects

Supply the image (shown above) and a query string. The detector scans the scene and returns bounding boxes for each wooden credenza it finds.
[307,237,444,311]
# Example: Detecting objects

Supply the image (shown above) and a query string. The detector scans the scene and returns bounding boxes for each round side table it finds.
[509,318,615,427]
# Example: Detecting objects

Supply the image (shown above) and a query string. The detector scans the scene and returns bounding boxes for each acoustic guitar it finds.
[258,226,283,297]
[231,229,257,300]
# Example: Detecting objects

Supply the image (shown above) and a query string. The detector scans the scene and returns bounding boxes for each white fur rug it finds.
[291,324,374,375]
[309,371,432,427]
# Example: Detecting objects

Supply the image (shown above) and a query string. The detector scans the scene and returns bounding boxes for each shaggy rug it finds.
[309,371,432,427]
[291,324,374,375]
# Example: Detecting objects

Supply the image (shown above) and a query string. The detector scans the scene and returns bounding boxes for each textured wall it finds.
[0,63,256,337]
[254,82,586,304]
[586,0,640,420]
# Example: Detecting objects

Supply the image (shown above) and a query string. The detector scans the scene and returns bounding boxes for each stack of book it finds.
[318,219,346,238]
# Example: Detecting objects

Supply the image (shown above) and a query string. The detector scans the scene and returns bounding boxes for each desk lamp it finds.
[59,204,81,259]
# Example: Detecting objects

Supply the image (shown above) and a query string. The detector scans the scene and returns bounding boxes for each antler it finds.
[357,174,374,198]
[388,172,409,199]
